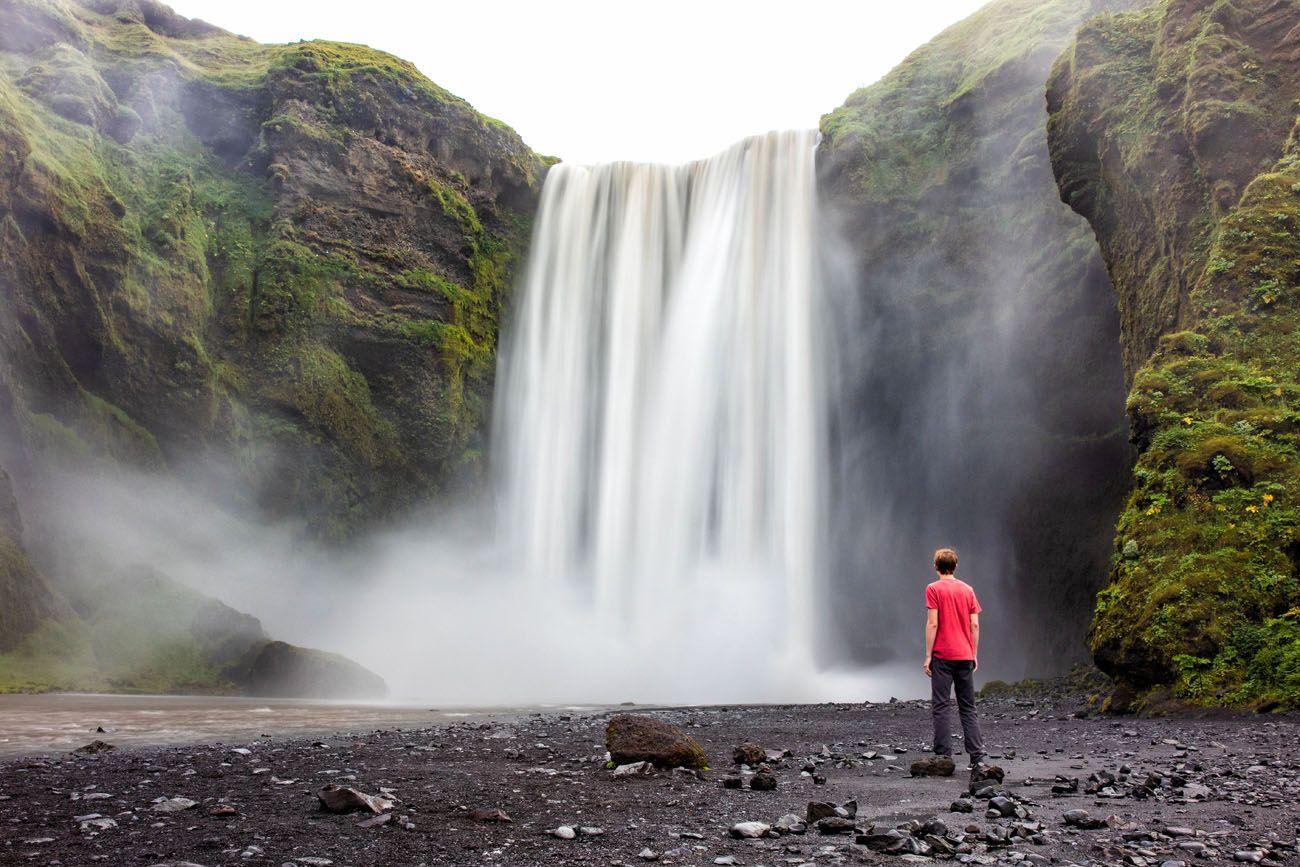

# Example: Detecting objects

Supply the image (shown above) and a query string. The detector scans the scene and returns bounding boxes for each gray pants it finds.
[931,658,984,759]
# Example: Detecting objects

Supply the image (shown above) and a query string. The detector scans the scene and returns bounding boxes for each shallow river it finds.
[0,694,577,757]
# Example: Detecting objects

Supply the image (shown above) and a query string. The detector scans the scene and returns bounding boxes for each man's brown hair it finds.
[934,548,958,575]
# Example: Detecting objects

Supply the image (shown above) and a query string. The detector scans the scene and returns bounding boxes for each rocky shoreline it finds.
[2,697,1297,866]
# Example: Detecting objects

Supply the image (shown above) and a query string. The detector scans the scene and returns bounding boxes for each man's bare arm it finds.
[970,612,980,671]
[924,609,939,676]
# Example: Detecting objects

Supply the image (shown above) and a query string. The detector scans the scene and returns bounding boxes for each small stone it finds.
[987,796,1016,817]
[816,816,856,834]
[911,756,956,777]
[730,821,771,839]
[551,825,576,839]
[806,801,837,823]
[208,804,238,817]
[970,763,1004,785]
[613,760,657,778]
[950,798,974,813]
[750,772,777,791]
[316,785,393,815]
[152,797,198,813]
[721,776,743,789]
[774,813,806,834]
[734,742,766,765]
[356,813,392,829]
[579,826,604,836]
[714,858,739,866]
[73,741,116,755]
[1233,853,1263,864]
[638,849,659,862]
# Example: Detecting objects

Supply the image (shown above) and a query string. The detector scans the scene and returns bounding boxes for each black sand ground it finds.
[2,696,1297,866]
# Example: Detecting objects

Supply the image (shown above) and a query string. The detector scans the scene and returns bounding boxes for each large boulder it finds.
[243,640,386,699]
[605,714,708,770]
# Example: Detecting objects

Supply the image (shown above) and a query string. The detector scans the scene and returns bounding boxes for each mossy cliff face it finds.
[817,0,1135,672]
[1048,0,1300,706]
[0,0,545,537]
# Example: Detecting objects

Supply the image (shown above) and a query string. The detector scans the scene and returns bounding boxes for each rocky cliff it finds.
[818,0,1135,672]
[0,0,543,693]
[0,0,545,538]
[1048,0,1300,706]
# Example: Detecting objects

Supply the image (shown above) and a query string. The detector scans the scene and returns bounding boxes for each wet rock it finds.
[1062,809,1106,830]
[816,816,857,834]
[468,808,511,822]
[970,763,1004,785]
[612,760,657,779]
[987,796,1016,818]
[316,784,393,815]
[73,740,115,755]
[911,756,956,777]
[606,714,708,769]
[734,742,766,765]
[730,820,771,838]
[749,771,777,791]
[806,801,837,823]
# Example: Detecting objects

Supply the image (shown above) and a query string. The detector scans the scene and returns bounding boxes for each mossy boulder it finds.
[606,714,709,770]
[1048,0,1300,706]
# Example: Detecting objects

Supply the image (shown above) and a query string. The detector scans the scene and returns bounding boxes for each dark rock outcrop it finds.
[0,0,546,540]
[605,714,709,770]
[818,0,1137,672]
[0,463,59,654]
[1048,0,1300,705]
[244,640,386,699]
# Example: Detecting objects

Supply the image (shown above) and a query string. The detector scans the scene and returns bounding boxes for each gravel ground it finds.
[2,696,1298,866]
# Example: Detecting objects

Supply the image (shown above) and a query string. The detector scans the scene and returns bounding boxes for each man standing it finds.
[923,547,985,767]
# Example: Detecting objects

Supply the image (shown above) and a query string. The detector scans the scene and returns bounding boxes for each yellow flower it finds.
[1246,505,1259,513]
[1275,387,1284,396]
[1216,504,1227,511]
[1228,522,1237,529]
[1263,493,1275,505]
[1183,416,1194,425]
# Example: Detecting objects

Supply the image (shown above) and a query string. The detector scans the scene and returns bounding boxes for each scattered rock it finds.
[970,762,1004,785]
[1062,809,1106,830]
[551,825,576,839]
[612,760,657,779]
[721,776,743,789]
[816,815,857,834]
[356,812,392,829]
[910,756,955,777]
[638,848,659,861]
[950,798,975,813]
[73,741,115,755]
[749,771,777,791]
[774,813,806,834]
[806,801,838,823]
[316,785,393,815]
[730,821,771,838]
[208,804,237,817]
[151,797,198,812]
[606,714,708,769]
[734,742,766,765]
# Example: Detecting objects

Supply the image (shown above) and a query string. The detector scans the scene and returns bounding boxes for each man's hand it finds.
[972,658,979,673]
[923,656,932,677]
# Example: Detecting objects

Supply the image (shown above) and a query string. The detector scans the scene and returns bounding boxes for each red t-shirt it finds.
[926,578,982,661]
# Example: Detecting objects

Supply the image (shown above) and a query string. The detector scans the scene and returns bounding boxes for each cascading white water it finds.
[494,129,828,672]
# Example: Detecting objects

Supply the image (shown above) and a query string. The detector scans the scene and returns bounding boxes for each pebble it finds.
[551,825,576,839]
[638,848,659,861]
[730,821,770,839]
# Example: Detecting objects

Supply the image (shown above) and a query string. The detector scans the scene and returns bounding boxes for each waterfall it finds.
[493,130,830,679]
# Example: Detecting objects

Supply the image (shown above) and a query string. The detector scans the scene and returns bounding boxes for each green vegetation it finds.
[1049,0,1300,707]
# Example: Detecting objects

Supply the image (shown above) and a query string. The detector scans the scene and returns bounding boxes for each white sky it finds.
[164,0,991,164]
